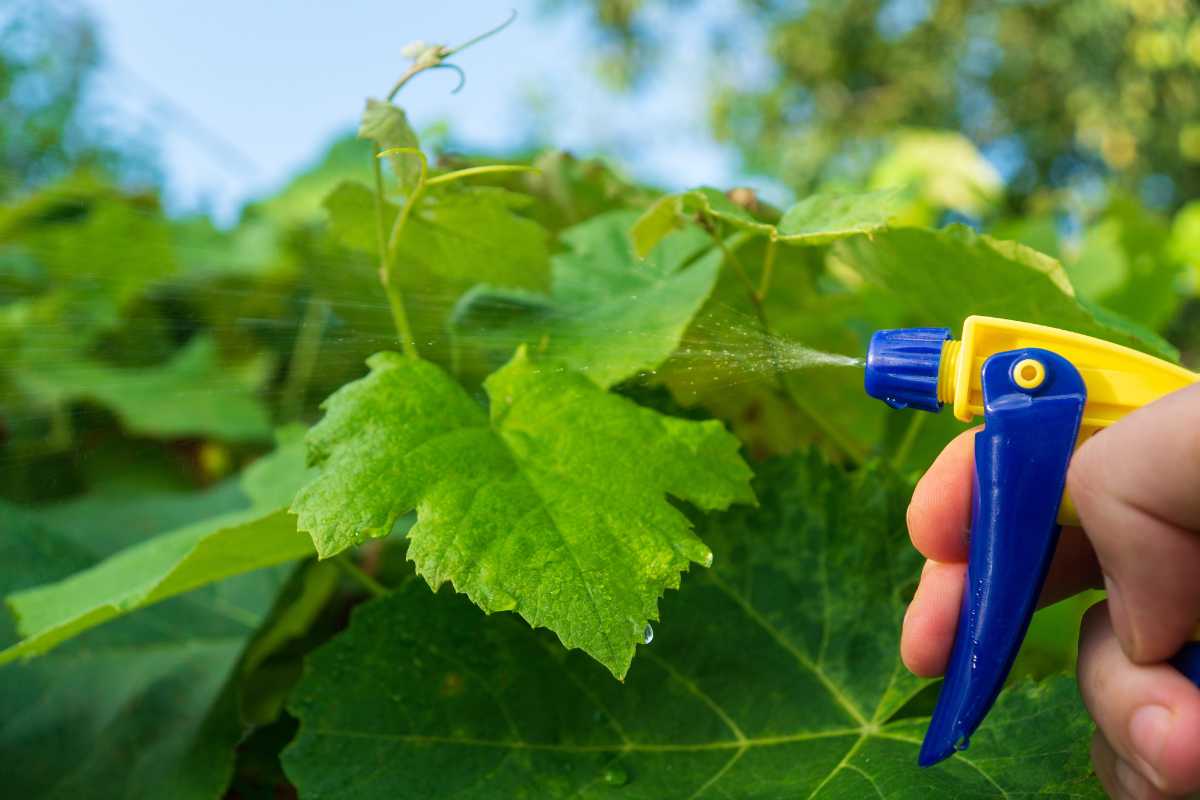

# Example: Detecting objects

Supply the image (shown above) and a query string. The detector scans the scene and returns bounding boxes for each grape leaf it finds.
[14,335,274,442]
[320,178,550,369]
[282,453,1101,798]
[835,224,1178,360]
[0,438,315,663]
[393,184,550,289]
[451,210,723,388]
[776,187,907,244]
[631,187,905,257]
[324,179,549,290]
[0,502,292,799]
[290,349,754,677]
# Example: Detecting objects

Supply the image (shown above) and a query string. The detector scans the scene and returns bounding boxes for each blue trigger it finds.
[919,348,1086,767]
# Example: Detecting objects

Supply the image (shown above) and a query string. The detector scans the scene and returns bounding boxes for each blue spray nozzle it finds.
[864,327,951,413]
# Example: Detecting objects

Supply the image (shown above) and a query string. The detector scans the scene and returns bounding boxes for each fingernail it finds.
[1129,704,1172,789]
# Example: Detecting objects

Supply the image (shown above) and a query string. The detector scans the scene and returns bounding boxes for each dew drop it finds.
[643,623,654,644]
[602,764,629,786]
[955,735,970,752]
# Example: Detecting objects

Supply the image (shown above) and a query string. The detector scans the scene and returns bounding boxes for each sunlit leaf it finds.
[282,453,1101,798]
[291,349,753,677]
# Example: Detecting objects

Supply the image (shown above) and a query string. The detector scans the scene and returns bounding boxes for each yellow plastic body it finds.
[936,316,1200,526]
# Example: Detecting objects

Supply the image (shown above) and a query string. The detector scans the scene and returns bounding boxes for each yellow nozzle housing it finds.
[937,316,1199,524]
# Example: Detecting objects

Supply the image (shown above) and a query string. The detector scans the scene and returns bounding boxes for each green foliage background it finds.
[2,3,1197,797]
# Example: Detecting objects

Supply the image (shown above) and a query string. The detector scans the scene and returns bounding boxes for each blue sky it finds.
[78,0,775,223]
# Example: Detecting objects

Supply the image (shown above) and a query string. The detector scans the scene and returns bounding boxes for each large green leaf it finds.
[453,210,724,388]
[291,350,754,677]
[282,453,1101,798]
[835,224,1178,360]
[14,335,274,442]
[1,438,314,662]
[0,502,291,799]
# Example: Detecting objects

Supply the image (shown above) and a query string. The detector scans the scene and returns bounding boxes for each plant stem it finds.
[373,149,419,358]
[334,554,388,598]
[758,238,778,301]
[280,296,330,422]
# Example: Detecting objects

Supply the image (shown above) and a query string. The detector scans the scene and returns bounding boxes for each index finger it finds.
[907,428,976,563]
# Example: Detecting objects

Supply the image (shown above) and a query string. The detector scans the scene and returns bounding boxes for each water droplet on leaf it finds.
[602,764,629,786]
[643,623,654,644]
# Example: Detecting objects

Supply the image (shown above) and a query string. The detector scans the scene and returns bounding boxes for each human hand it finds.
[902,384,1200,798]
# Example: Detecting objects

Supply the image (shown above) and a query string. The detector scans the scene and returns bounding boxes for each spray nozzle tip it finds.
[864,327,950,413]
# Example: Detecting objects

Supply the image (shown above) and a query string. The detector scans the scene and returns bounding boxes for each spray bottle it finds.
[864,315,1200,766]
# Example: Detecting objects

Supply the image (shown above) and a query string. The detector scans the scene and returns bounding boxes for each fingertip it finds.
[1148,691,1200,794]
[901,560,966,678]
[908,429,976,563]
[1077,601,1200,795]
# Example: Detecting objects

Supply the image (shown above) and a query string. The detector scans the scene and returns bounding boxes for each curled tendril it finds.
[445,8,516,57]
[429,63,466,94]
[386,9,516,101]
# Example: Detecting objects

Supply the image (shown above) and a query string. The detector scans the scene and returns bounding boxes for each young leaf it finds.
[631,186,906,256]
[630,193,684,258]
[0,439,315,662]
[776,187,907,244]
[15,336,274,442]
[291,349,754,677]
[282,453,1101,798]
[452,210,723,388]
[359,98,422,191]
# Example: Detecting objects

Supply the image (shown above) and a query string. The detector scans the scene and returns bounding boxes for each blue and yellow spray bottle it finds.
[864,315,1200,766]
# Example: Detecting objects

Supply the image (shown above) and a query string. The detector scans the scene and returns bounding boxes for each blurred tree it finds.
[565,0,1200,212]
[0,2,141,199]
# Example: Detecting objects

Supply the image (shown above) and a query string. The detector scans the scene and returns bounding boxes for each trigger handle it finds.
[919,348,1087,767]
[1171,643,1200,687]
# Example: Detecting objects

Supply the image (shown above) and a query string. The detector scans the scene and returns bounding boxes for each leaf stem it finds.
[758,238,777,301]
[334,554,388,598]
[445,9,517,57]
[425,164,539,186]
[373,147,420,358]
